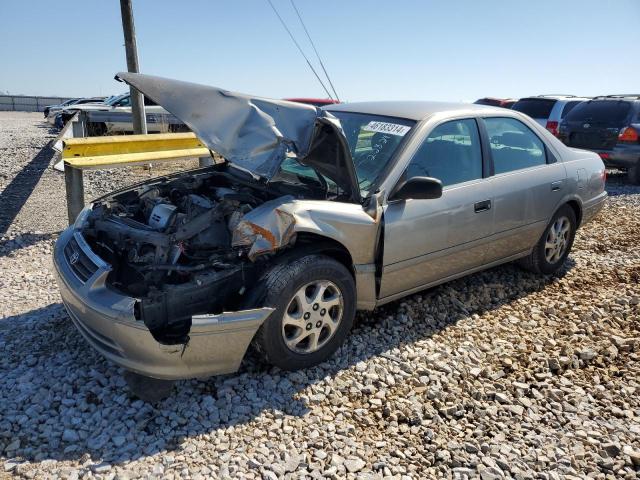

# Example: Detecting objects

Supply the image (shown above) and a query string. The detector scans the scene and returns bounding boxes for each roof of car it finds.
[324,101,498,121]
[591,95,640,101]
[516,95,591,102]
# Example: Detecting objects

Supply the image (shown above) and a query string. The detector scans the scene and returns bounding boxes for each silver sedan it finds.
[53,73,607,400]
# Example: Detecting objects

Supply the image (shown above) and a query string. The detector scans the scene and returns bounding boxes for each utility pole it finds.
[119,0,147,134]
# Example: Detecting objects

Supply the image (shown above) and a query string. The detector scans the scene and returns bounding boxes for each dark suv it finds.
[558,96,640,184]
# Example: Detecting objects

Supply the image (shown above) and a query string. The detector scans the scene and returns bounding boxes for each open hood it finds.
[115,72,360,202]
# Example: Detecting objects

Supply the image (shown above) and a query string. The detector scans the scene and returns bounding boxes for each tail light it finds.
[618,126,639,142]
[546,121,559,136]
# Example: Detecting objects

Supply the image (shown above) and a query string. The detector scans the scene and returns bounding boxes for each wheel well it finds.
[293,233,354,276]
[565,200,582,227]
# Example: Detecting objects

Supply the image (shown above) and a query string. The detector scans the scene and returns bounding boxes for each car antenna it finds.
[265,0,335,101]
[289,0,340,102]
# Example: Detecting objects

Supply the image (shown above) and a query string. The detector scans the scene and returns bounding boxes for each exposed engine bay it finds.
[80,167,299,344]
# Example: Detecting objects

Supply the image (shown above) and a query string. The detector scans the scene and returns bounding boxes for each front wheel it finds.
[518,204,577,274]
[253,255,356,371]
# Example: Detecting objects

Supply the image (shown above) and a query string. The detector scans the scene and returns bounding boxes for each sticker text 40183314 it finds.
[363,121,411,136]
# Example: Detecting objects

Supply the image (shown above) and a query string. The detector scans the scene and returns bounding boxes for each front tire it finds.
[253,255,356,371]
[519,204,577,274]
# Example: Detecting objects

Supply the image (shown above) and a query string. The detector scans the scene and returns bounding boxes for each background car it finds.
[558,95,640,184]
[511,95,590,137]
[43,97,105,118]
[473,97,517,108]
[54,93,172,133]
[43,98,78,118]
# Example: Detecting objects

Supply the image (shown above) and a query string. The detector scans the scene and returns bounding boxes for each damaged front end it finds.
[76,168,298,346]
[53,72,380,381]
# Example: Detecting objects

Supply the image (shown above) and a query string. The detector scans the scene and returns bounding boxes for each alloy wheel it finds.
[544,216,571,264]
[282,280,344,354]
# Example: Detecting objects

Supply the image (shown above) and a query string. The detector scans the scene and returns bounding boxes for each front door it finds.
[380,118,494,299]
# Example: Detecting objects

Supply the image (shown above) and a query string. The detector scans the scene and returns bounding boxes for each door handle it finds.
[474,200,491,213]
[551,180,563,191]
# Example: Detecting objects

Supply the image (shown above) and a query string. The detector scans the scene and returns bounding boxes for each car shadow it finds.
[0,260,575,467]
[0,143,57,236]
[34,122,59,135]
[0,232,57,258]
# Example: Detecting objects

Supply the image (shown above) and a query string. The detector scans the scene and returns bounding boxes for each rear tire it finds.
[628,163,640,185]
[251,254,356,371]
[518,204,576,274]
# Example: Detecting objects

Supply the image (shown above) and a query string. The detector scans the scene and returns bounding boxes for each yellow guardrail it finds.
[62,132,214,224]
[62,132,211,169]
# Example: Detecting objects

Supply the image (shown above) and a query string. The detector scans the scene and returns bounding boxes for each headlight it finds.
[74,205,93,229]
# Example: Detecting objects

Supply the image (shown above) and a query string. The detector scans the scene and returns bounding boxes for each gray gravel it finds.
[1,111,639,479]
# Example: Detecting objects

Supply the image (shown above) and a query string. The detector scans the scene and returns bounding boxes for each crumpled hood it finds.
[115,72,336,181]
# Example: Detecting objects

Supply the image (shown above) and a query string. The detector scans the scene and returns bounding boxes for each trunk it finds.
[566,126,621,150]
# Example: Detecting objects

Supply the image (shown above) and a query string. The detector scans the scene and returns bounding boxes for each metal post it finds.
[72,112,87,138]
[119,0,147,135]
[64,164,85,225]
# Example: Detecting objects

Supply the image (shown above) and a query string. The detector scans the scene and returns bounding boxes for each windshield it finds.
[565,100,632,125]
[105,94,129,106]
[327,111,415,196]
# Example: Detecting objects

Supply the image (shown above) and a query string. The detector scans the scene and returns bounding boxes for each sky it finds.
[1,0,639,102]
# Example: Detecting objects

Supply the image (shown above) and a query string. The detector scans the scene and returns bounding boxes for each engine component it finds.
[148,203,177,230]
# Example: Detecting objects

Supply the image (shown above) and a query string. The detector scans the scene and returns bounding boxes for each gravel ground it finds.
[1,111,639,479]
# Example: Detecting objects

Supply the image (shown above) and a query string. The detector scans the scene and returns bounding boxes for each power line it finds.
[265,0,335,100]
[289,0,340,101]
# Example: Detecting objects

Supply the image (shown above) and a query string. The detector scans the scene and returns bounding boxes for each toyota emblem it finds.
[69,251,80,265]
[583,123,591,129]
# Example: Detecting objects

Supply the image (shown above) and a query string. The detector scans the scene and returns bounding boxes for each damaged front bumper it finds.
[53,227,273,380]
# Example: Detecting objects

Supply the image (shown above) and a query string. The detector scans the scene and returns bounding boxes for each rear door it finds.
[511,98,556,126]
[559,100,633,151]
[481,117,567,262]
[380,118,494,298]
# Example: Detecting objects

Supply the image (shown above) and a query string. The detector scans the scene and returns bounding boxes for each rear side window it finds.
[144,96,157,106]
[405,119,482,187]
[561,101,583,119]
[484,117,546,174]
[511,99,556,119]
[565,100,632,125]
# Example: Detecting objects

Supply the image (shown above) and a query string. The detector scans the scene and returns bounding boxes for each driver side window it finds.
[405,119,483,187]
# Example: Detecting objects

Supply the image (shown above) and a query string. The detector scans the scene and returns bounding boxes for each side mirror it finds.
[390,176,443,201]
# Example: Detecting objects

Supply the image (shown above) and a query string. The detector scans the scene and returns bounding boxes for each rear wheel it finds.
[518,204,577,274]
[628,163,640,185]
[252,254,356,371]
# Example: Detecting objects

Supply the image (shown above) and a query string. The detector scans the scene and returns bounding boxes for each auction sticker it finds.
[363,121,411,136]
